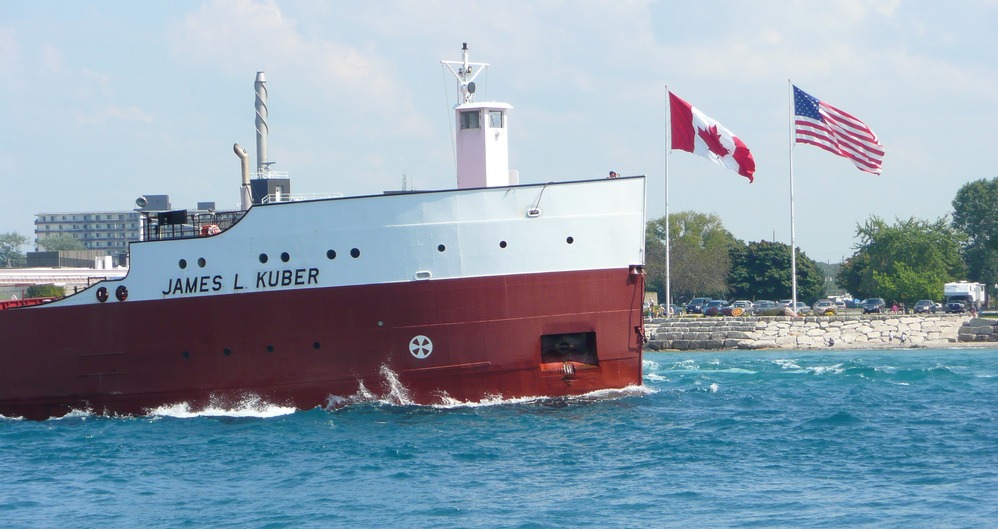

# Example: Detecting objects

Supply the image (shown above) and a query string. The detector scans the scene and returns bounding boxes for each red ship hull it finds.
[0,268,644,419]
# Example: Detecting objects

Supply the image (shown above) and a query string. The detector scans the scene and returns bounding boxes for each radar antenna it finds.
[441,42,489,105]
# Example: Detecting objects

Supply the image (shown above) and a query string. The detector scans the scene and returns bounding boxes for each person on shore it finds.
[888,330,894,343]
[608,171,619,179]
[900,332,908,345]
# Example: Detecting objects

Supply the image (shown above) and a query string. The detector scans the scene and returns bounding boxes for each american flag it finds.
[793,85,884,174]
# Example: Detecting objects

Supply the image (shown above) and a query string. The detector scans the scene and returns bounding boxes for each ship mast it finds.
[441,43,514,189]
[441,42,489,105]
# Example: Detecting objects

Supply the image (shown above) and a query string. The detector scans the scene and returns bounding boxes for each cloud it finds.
[73,105,155,127]
[167,0,431,137]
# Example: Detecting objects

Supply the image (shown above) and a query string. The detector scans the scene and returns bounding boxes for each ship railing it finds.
[260,192,343,204]
[253,170,290,179]
[141,210,247,242]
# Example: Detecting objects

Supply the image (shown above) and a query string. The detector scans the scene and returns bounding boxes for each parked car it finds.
[668,304,685,316]
[686,297,711,315]
[793,302,812,315]
[944,300,967,313]
[778,299,793,308]
[913,300,937,314]
[862,298,886,314]
[721,300,754,316]
[813,299,837,315]
[753,300,778,314]
[703,299,729,316]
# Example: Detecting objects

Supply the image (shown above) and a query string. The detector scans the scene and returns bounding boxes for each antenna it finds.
[441,42,489,105]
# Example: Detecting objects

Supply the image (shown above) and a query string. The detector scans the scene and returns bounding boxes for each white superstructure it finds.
[443,43,515,189]
[52,177,646,306]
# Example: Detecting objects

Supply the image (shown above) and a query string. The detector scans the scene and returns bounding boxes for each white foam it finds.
[146,395,297,419]
[325,382,655,411]
[774,358,802,371]
[50,408,97,420]
[809,363,844,375]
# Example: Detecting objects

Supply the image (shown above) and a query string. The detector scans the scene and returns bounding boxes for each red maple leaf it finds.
[697,124,730,157]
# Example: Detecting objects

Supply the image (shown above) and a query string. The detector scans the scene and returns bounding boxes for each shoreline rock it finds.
[644,314,995,351]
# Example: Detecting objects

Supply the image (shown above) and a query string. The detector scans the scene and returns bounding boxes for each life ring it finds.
[96,287,109,303]
[730,307,744,317]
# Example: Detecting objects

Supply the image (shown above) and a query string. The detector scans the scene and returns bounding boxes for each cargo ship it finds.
[0,44,646,420]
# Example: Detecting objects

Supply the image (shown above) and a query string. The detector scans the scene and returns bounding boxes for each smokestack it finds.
[255,71,268,175]
[234,143,251,210]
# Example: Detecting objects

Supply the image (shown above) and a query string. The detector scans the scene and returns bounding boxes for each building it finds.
[34,211,142,252]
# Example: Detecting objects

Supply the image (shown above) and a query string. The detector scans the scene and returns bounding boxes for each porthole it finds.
[115,285,128,302]
[281,252,290,263]
[313,342,321,350]
[179,259,187,269]
[350,248,360,258]
[499,241,507,249]
[259,253,269,264]
[223,348,231,356]
[437,244,446,252]
[566,236,575,244]
[326,249,336,260]
[198,257,206,268]
[182,351,190,359]
[96,286,109,303]
[266,345,274,353]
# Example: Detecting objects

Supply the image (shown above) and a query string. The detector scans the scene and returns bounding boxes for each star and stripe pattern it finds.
[793,85,885,174]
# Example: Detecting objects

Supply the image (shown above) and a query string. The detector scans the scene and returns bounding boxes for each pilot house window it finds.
[460,110,480,129]
[488,110,503,128]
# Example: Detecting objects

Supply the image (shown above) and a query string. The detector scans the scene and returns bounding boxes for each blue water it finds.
[2,349,996,528]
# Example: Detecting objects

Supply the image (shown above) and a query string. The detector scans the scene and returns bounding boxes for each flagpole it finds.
[664,85,672,317]
[788,79,798,315]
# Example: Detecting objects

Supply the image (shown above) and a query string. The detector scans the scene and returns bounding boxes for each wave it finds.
[7,363,658,421]
[321,365,655,411]
[146,394,298,419]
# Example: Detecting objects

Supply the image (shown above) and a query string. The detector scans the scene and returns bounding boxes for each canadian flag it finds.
[669,91,755,182]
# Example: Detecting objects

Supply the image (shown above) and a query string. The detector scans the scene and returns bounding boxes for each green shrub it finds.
[26,284,64,298]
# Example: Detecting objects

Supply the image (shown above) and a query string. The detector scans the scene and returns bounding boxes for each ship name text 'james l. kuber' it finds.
[161,267,320,296]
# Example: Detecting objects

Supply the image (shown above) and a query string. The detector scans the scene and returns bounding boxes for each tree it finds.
[727,240,824,303]
[26,284,65,298]
[37,233,86,251]
[645,211,740,304]
[951,176,998,250]
[836,216,965,302]
[0,232,29,268]
[951,177,998,292]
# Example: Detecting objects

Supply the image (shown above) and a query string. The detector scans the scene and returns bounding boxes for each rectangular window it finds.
[489,110,503,128]
[460,110,480,129]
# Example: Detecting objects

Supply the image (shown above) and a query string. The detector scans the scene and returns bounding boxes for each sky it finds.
[3,0,997,263]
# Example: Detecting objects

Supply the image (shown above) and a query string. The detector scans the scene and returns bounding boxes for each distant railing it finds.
[260,192,343,204]
[254,170,289,179]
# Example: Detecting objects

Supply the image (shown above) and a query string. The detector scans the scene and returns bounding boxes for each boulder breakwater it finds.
[644,314,975,351]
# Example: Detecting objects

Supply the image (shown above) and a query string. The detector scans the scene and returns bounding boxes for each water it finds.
[2,348,996,528]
